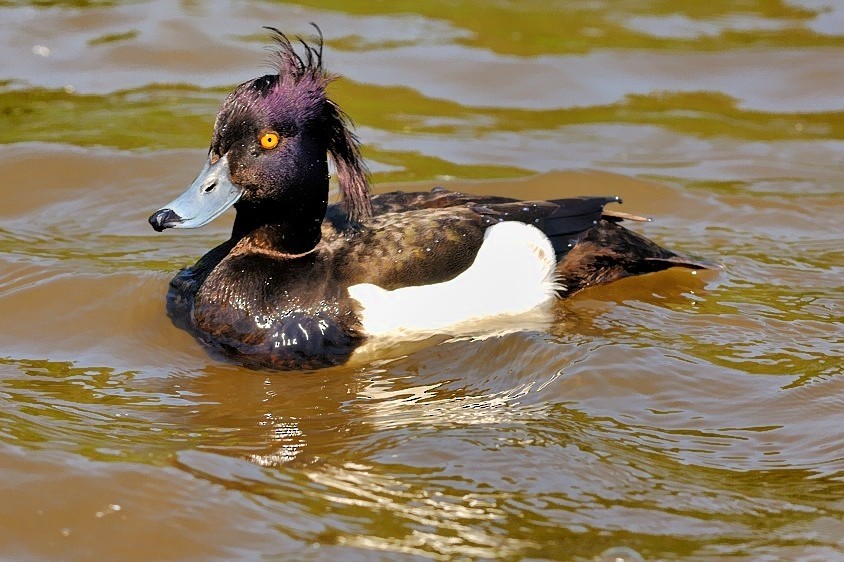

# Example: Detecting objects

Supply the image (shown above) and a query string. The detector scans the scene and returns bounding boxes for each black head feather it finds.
[210,25,372,224]
[263,25,373,223]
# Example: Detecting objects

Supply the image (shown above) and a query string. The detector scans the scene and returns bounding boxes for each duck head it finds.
[149,26,371,250]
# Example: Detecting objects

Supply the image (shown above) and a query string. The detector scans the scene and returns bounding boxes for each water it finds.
[1,1,843,560]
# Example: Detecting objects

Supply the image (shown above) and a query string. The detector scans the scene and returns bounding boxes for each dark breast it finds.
[180,251,364,370]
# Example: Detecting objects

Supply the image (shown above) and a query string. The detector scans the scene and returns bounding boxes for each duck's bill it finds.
[148,154,242,232]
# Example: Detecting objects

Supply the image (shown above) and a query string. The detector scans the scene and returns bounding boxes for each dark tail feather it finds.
[541,196,621,254]
[555,221,715,296]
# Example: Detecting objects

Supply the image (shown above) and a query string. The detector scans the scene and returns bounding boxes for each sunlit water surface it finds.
[1,1,842,560]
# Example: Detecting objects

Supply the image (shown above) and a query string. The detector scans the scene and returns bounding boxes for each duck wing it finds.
[331,188,718,296]
[467,195,621,255]
[325,205,489,290]
[323,190,626,291]
[368,190,620,255]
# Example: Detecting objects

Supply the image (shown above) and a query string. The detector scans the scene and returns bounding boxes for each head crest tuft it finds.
[264,24,372,222]
[264,24,328,87]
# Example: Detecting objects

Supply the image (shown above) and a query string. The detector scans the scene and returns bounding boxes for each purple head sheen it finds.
[212,25,372,223]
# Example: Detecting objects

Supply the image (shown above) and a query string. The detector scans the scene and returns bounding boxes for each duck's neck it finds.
[231,194,327,256]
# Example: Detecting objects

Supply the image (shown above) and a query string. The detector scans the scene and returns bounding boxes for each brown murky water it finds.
[1,2,843,560]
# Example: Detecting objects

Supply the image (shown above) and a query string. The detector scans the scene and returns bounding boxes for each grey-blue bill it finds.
[149,154,242,231]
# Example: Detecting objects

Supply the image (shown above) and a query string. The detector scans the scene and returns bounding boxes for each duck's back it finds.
[323,188,700,295]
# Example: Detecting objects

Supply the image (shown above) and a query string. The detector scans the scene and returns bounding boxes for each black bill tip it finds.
[148,208,182,232]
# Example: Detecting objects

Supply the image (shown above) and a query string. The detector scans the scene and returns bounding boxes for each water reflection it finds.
[168,353,844,559]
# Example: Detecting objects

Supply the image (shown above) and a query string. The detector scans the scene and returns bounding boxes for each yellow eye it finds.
[260,131,279,150]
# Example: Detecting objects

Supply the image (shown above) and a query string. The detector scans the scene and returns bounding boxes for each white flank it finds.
[347,221,559,339]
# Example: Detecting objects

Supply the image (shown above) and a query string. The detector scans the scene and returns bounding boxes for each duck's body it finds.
[149,27,711,370]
